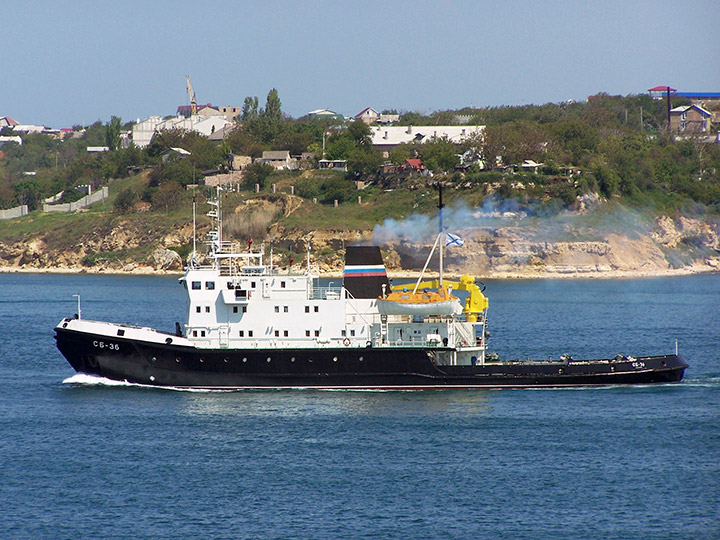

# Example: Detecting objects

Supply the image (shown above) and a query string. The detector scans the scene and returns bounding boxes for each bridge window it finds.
[192,281,201,290]
[205,281,215,290]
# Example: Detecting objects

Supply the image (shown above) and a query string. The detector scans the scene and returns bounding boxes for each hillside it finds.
[1,176,719,278]
[2,92,719,277]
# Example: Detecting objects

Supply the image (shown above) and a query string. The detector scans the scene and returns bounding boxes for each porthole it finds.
[242,357,247,363]
[151,357,157,363]
[266,357,271,363]
[291,357,296,362]
[333,357,338,362]
[200,358,204,363]
[175,357,180,363]
[359,356,364,362]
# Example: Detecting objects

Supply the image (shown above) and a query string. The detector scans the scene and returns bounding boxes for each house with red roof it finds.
[355,107,379,124]
[0,116,19,130]
[402,158,424,171]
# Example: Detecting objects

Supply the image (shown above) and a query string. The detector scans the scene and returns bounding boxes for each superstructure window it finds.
[233,307,238,313]
[242,306,247,313]
[196,306,201,313]
[314,330,320,337]
[206,281,215,290]
[248,330,253,337]
[205,306,210,313]
[274,330,279,337]
[284,330,288,337]
[314,306,319,313]
[305,306,310,313]
[239,330,244,337]
[274,306,279,313]
[306,330,311,337]
[283,306,288,313]
[192,281,201,290]
[281,281,286,288]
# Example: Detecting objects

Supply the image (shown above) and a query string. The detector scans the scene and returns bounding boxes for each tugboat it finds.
[54,188,687,389]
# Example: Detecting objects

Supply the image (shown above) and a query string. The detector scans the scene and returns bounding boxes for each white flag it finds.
[446,232,464,247]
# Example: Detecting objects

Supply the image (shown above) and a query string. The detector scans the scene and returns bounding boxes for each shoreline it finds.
[1,264,717,280]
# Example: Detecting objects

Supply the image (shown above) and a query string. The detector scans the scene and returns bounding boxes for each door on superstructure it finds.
[219,326,230,348]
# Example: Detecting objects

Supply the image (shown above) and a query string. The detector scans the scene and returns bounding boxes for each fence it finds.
[0,205,29,220]
[42,187,109,213]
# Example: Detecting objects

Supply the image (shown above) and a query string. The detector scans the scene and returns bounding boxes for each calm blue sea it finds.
[0,272,718,539]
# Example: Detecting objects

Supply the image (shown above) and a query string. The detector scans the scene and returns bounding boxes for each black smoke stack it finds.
[343,246,390,299]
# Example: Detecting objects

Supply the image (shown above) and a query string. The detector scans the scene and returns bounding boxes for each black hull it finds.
[55,327,688,390]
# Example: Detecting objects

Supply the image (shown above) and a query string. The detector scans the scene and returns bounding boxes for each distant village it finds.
[1,83,719,222]
[2,86,718,177]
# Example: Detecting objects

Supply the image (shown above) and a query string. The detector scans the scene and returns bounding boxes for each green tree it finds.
[13,180,42,210]
[105,116,122,151]
[263,88,282,124]
[419,137,459,172]
[347,119,372,148]
[114,188,138,213]
[241,96,259,122]
[242,162,274,190]
[151,181,183,212]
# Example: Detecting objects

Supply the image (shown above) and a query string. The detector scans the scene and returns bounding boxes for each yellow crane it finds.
[389,275,488,322]
[186,75,197,115]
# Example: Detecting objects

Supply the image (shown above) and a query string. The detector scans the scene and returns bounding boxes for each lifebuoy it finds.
[343,337,351,346]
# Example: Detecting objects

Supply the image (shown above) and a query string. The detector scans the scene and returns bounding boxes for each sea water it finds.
[0,272,718,539]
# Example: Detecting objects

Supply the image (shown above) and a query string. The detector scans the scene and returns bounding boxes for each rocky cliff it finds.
[1,196,719,278]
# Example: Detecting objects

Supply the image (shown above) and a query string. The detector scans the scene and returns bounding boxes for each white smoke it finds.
[371,195,657,246]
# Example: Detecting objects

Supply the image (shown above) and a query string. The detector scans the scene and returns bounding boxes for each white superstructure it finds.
[176,188,488,365]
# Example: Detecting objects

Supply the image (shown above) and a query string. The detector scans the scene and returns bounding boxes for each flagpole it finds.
[438,184,445,288]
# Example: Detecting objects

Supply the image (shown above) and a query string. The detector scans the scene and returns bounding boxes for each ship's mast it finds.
[206,186,223,259]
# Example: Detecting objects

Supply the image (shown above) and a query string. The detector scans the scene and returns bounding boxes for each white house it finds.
[131,114,233,148]
[370,125,485,156]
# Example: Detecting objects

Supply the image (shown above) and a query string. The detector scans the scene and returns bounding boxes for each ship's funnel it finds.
[343,246,390,299]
